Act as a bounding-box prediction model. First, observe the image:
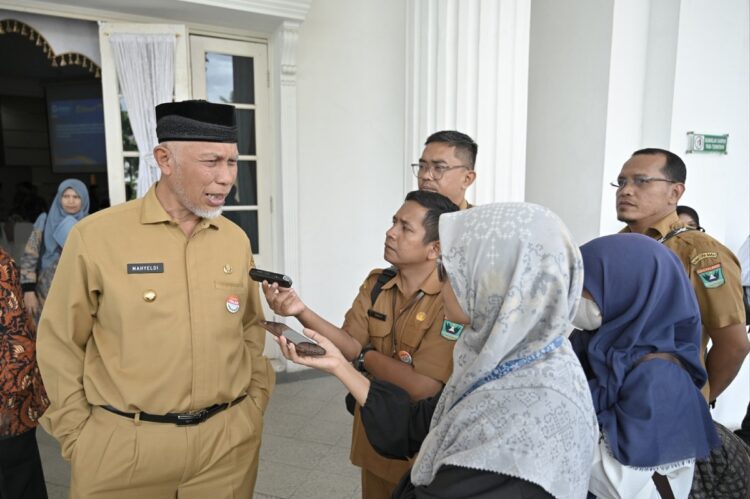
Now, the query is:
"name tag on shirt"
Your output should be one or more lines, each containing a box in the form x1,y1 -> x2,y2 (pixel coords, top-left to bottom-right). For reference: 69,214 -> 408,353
367,309 -> 387,321
127,263 -> 164,274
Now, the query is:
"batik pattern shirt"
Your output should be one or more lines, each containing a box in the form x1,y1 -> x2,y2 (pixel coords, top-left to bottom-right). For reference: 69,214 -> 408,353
0,247 -> 49,438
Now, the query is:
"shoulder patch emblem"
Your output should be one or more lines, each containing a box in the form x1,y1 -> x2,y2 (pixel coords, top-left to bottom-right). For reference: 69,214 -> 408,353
690,252 -> 718,265
441,320 -> 464,341
697,263 -> 725,288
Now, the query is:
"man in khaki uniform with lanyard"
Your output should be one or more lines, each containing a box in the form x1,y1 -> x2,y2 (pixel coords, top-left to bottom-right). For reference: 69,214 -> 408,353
263,191 -> 461,498
614,147 -> 749,402
413,130 -> 478,210
37,100 -> 275,498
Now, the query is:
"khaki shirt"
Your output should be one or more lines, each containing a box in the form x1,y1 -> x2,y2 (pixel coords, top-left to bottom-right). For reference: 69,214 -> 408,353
344,268 -> 456,483
37,185 -> 274,459
622,211 -> 746,398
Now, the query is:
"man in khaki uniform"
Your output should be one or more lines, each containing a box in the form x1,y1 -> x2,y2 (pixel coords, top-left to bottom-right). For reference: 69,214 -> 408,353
263,191 -> 461,498
37,100 -> 275,498
614,148 -> 749,402
413,130 -> 478,210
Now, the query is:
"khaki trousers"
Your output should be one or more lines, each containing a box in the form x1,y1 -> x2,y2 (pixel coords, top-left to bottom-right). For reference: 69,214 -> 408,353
361,468 -> 399,499
69,397 -> 263,499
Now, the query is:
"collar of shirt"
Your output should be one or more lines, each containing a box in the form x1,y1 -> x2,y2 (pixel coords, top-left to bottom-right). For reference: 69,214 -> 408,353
139,183 -> 220,230
620,211 -> 685,239
379,267 -> 442,297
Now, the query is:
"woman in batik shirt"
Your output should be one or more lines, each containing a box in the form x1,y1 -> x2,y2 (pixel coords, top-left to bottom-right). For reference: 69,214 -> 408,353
1,246 -> 50,498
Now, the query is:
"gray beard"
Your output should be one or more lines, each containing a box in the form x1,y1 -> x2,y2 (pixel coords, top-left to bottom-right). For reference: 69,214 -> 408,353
172,176 -> 223,219
190,206 -> 223,219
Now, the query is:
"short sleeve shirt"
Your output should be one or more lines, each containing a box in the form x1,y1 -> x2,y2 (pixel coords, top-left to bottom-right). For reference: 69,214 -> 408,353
342,268 -> 457,482
622,212 -> 746,398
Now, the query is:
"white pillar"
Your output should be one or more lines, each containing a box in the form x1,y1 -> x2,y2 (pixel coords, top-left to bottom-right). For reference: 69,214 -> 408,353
269,20 -> 303,371
405,0 -> 530,204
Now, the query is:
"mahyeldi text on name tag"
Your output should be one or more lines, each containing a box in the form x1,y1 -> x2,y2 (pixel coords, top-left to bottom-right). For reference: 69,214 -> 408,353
127,263 -> 164,274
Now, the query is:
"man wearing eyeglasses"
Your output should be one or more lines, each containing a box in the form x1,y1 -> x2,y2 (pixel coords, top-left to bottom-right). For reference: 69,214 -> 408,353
412,131 -> 477,210
614,147 -> 749,403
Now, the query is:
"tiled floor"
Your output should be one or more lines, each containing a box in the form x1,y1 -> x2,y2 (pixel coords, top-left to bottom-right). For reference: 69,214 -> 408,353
39,369 -> 361,499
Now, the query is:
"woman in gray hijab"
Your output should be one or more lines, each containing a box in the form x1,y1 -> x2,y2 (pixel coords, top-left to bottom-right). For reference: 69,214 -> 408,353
277,203 -> 598,498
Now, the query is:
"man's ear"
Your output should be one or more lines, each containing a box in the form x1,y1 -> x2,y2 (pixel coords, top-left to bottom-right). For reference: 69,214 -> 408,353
669,182 -> 686,205
153,144 -> 174,176
427,240 -> 441,261
462,169 -> 477,190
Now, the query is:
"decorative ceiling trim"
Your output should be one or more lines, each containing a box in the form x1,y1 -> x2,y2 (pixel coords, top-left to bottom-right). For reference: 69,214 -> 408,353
0,17 -> 101,76
180,0 -> 312,21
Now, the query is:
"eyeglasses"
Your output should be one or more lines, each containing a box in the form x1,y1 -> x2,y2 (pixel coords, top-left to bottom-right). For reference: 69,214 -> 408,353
609,176 -> 679,189
436,255 -> 447,282
411,163 -> 468,180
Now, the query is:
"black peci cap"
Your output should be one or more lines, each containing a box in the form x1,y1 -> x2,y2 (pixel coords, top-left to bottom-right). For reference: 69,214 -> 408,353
155,100 -> 237,143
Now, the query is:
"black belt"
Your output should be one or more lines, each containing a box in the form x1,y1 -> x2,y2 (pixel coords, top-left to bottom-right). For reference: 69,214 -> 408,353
101,394 -> 247,426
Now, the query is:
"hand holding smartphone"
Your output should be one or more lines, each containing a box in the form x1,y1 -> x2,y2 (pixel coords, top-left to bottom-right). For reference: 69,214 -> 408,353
259,320 -> 326,356
249,268 -> 293,288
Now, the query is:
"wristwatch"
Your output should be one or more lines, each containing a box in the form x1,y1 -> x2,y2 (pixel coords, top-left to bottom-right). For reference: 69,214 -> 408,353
353,345 -> 375,373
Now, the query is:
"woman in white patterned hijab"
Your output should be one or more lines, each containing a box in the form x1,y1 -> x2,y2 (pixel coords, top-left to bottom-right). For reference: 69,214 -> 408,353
275,202 -> 598,498
410,202 -> 598,498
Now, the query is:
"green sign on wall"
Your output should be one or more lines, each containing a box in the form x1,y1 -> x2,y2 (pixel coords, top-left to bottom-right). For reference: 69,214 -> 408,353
686,132 -> 728,154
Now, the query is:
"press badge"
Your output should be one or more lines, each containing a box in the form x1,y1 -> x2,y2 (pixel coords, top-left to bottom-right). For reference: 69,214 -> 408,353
441,319 -> 464,341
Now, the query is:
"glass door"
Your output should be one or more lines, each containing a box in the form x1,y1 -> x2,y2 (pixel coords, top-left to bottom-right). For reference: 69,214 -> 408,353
190,36 -> 271,266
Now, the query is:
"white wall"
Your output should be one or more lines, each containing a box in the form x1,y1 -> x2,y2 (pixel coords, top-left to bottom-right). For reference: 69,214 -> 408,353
293,0 -> 407,325
525,0 -> 614,245
669,0 -> 750,253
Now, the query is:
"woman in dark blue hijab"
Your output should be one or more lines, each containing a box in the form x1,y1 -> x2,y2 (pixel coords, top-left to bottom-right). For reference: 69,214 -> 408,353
572,233 -> 719,499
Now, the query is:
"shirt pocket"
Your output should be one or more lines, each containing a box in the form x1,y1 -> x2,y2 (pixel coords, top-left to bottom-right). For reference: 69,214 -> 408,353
399,315 -> 433,353
214,279 -> 244,291
366,313 -> 393,354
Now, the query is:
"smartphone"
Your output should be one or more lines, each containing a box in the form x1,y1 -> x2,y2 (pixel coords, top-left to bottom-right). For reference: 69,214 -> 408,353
249,268 -> 293,288
259,320 -> 326,356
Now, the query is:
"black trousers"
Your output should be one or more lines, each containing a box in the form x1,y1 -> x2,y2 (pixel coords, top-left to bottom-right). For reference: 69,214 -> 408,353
0,428 -> 48,499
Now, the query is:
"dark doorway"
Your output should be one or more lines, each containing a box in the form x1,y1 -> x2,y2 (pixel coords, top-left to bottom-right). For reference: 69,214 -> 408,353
0,16 -> 107,260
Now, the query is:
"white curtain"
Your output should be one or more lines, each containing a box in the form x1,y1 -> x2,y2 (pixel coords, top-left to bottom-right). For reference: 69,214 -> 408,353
109,33 -> 175,198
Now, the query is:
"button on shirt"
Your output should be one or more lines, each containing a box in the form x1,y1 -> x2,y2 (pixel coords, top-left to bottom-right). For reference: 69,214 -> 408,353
37,185 -> 274,459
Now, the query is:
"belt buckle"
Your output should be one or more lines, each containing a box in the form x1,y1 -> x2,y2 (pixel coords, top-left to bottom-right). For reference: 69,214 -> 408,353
176,408 -> 208,426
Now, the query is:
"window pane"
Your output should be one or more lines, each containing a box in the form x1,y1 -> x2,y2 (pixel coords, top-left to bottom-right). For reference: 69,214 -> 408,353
226,161 -> 257,207
205,52 -> 255,105
223,210 -> 259,254
124,157 -> 138,200
236,109 -> 256,156
120,96 -> 137,151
